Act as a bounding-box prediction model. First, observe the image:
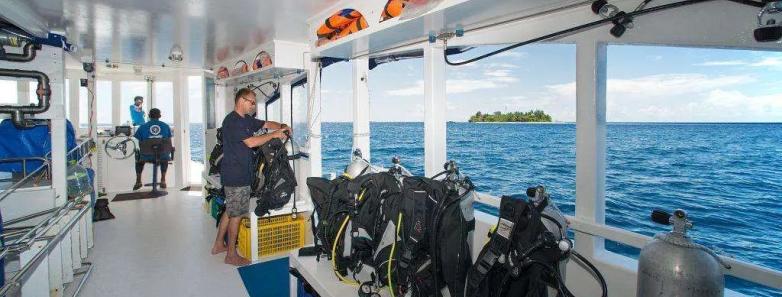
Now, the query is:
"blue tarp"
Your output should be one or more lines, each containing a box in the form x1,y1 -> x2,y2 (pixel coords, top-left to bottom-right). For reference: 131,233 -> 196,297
238,257 -> 290,297
0,119 -> 77,173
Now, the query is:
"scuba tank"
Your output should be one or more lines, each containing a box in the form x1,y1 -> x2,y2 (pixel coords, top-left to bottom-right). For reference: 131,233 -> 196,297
344,149 -> 373,179
637,209 -> 731,297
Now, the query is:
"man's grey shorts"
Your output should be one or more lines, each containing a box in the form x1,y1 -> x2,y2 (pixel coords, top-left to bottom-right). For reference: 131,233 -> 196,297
224,186 -> 251,217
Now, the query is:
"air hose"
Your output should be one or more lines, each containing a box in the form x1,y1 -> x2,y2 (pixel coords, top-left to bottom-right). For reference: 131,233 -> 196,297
388,212 -> 403,297
330,189 -> 367,286
332,215 -> 359,286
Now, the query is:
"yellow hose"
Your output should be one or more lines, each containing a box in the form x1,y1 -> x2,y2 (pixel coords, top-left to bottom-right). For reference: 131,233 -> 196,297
388,212 -> 403,297
332,215 -> 359,286
330,189 -> 367,286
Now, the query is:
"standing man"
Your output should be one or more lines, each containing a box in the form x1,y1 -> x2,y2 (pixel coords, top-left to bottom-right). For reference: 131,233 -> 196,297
130,96 -> 146,126
211,88 -> 291,266
132,108 -> 172,190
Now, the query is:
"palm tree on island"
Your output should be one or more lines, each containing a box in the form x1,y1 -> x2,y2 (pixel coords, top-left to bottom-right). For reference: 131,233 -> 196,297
469,110 -> 552,122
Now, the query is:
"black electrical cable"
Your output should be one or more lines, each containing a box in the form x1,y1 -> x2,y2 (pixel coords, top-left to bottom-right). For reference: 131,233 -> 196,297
568,250 -> 608,297
726,0 -> 765,7
444,0 -> 762,66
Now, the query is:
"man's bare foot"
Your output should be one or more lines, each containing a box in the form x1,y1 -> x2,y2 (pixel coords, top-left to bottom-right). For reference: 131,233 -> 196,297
211,244 -> 227,255
224,255 -> 251,266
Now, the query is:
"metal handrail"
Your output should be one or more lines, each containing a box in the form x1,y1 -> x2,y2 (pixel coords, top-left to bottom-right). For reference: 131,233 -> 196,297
472,192 -> 782,290
0,199 -> 73,261
0,138 -> 95,204
2,206 -> 59,226
0,162 -> 50,204
0,157 -> 49,178
0,202 -> 90,296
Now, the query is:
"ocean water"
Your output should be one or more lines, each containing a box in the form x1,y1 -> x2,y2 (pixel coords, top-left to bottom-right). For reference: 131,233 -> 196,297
320,122 -> 782,297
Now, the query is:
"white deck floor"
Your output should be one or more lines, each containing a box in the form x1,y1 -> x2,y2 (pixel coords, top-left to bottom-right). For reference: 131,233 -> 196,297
78,190 -> 249,297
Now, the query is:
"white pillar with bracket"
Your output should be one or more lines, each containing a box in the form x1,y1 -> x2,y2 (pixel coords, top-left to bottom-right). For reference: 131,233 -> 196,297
172,70 -> 190,188
423,40 -> 447,177
352,57 -> 370,161
574,40 -> 607,257
305,55 -> 322,179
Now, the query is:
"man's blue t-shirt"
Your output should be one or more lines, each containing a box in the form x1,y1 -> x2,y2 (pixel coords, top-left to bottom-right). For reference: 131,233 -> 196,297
134,119 -> 173,160
220,111 -> 265,187
130,105 -> 145,126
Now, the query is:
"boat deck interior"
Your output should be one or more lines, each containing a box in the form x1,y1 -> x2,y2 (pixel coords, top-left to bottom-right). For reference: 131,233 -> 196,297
1,0 -> 781,296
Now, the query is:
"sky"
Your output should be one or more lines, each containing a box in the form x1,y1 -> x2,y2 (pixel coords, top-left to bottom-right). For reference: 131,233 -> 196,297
319,44 -> 782,123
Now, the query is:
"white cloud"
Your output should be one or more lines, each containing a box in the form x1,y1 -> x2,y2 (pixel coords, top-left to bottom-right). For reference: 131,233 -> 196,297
495,51 -> 526,59
695,60 -> 747,66
386,81 -> 423,96
387,67 -> 519,96
486,63 -> 519,69
750,56 -> 782,67
694,56 -> 782,68
541,73 -> 775,122
608,73 -> 753,96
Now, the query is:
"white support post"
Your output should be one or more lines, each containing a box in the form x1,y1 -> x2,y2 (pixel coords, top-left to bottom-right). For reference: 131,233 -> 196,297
68,78 -> 79,127
423,41 -> 447,177
21,241 -> 49,297
48,49 -> 68,207
352,58 -> 371,161
306,57 -> 323,179
147,79 -> 154,112
173,70 -> 190,188
574,41 -> 607,256
45,220 -> 64,296
111,79 -> 121,126
17,80 -> 30,105
281,83 -> 293,126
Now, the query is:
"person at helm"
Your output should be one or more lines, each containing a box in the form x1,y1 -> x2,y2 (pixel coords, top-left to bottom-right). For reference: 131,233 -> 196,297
129,96 -> 146,126
132,108 -> 172,190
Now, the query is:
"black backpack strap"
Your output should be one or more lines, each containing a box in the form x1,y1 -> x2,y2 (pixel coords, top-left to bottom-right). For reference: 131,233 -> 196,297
397,189 -> 428,273
465,196 -> 529,296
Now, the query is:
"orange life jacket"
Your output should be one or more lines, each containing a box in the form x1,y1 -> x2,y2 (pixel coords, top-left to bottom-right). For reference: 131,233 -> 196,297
316,9 -> 368,46
381,0 -> 408,21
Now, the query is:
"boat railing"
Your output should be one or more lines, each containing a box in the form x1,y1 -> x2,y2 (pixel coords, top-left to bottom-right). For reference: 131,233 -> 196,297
471,191 -> 782,292
0,138 -> 95,204
0,200 -> 92,296
0,138 -> 96,297
0,160 -> 50,203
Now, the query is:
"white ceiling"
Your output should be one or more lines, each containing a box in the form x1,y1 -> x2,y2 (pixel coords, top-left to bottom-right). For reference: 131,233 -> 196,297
20,0 -> 340,68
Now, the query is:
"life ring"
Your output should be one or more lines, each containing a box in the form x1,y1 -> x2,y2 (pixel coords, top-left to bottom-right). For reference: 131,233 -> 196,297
253,51 -> 273,70
232,60 -> 249,76
217,66 -> 230,79
316,9 -> 368,46
381,0 -> 408,22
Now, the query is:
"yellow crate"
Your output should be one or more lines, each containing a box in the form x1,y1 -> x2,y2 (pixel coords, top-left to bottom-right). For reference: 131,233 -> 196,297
238,215 -> 306,259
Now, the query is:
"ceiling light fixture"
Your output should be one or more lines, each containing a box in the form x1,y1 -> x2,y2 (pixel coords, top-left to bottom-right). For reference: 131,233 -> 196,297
168,44 -> 183,63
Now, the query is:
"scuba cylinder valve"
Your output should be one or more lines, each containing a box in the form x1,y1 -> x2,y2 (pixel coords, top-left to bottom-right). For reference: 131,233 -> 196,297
637,209 -> 731,297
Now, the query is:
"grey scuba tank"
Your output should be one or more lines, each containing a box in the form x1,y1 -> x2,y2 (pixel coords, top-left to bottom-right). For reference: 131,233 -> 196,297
637,209 -> 731,297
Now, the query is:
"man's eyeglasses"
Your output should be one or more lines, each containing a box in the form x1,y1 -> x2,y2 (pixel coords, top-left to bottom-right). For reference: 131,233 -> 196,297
242,97 -> 256,105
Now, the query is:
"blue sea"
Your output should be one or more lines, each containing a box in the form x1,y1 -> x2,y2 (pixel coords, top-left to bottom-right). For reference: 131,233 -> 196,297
320,122 -> 782,296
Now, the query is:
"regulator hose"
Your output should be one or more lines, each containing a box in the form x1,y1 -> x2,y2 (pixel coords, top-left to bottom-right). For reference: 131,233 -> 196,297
565,250 -> 608,297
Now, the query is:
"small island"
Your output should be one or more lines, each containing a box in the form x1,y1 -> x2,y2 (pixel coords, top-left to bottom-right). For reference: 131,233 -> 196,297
469,110 -> 552,122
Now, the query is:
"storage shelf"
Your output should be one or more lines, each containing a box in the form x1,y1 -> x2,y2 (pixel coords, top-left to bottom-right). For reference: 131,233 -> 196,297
217,66 -> 303,86
314,0 -> 581,59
